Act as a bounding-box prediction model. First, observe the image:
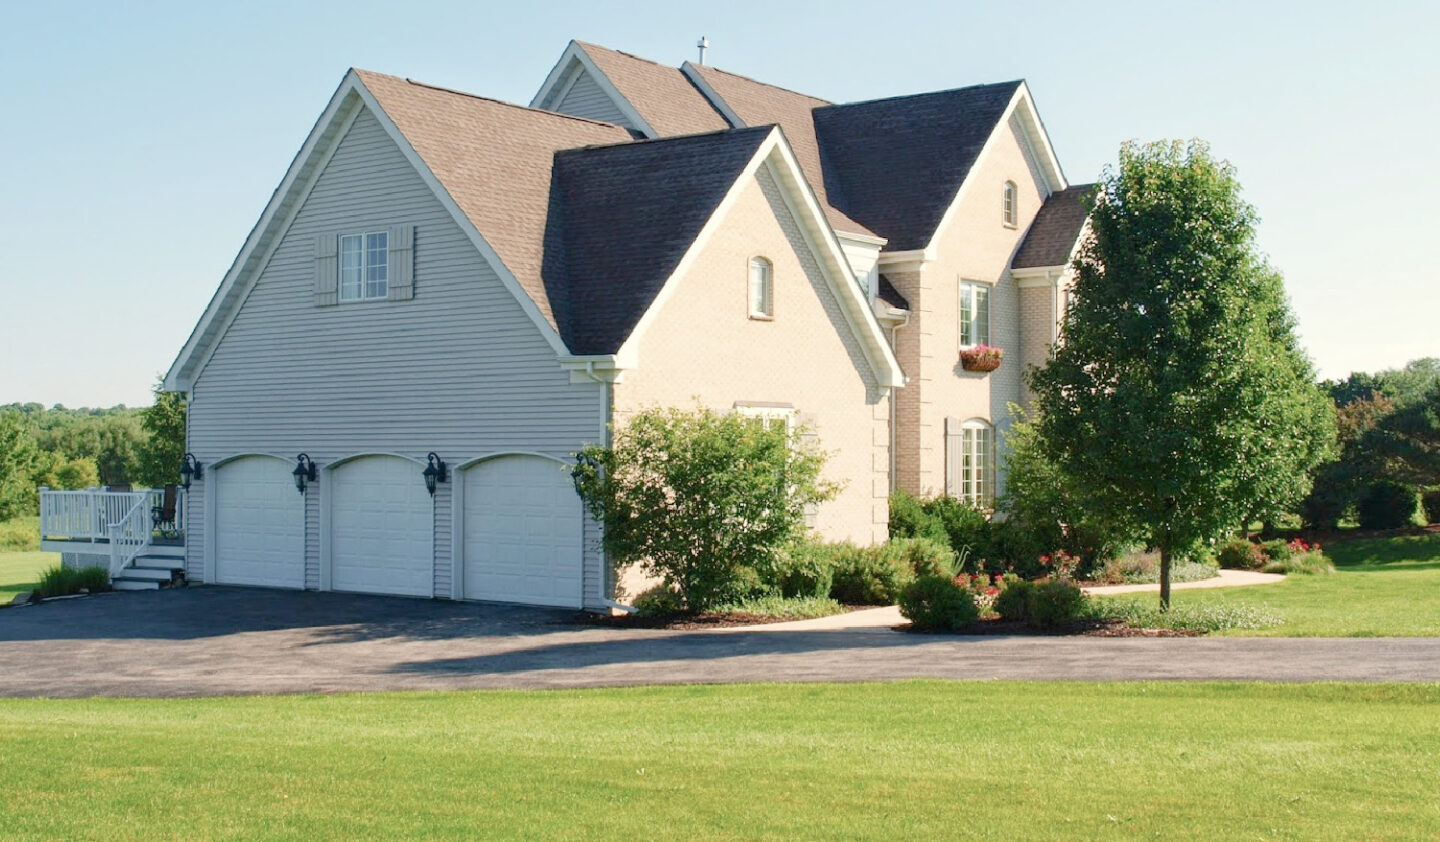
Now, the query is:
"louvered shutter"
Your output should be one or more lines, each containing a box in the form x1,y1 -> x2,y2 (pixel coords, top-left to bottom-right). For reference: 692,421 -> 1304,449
313,233 -> 339,306
387,224 -> 414,301
944,417 -> 963,498
798,413 -> 820,528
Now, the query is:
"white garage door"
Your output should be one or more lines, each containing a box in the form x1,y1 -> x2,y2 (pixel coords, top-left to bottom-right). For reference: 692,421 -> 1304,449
463,455 -> 583,607
213,456 -> 304,589
329,456 -> 434,597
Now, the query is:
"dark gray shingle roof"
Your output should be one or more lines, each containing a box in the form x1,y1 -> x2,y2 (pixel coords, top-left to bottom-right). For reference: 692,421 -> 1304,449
813,81 -> 1022,251
876,274 -> 909,310
546,127 -> 773,354
1012,184 -> 1095,269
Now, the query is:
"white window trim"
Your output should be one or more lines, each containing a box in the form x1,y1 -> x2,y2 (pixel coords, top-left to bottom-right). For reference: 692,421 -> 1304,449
339,230 -> 389,302
736,403 -> 796,433
958,279 -> 992,349
748,256 -> 774,320
958,418 -> 995,507
1002,181 -> 1018,228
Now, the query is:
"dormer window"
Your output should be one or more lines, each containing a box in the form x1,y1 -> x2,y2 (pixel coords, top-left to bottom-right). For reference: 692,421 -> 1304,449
1002,181 -> 1018,228
748,256 -> 773,319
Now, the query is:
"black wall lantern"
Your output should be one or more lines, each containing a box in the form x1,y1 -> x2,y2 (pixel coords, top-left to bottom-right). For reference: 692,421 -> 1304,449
179,453 -> 203,490
422,452 -> 448,496
293,453 -> 317,494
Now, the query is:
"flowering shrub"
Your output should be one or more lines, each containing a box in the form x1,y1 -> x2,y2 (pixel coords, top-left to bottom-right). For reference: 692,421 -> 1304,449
954,573 -> 1004,614
1036,550 -> 1080,581
1260,539 -> 1333,575
899,575 -> 980,631
1218,539 -> 1266,570
959,344 -> 1004,372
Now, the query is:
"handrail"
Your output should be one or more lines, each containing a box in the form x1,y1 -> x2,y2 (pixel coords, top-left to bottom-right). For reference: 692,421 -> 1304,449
39,488 -> 181,542
107,497 -> 153,578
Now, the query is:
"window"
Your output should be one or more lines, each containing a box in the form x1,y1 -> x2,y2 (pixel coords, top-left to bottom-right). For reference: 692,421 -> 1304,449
947,418 -> 995,506
737,403 -> 795,433
340,231 -> 388,301
959,281 -> 990,347
1002,181 -> 1018,227
748,256 -> 773,318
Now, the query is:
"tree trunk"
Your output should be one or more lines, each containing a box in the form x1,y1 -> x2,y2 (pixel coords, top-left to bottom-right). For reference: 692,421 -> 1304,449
1159,542 -> 1172,610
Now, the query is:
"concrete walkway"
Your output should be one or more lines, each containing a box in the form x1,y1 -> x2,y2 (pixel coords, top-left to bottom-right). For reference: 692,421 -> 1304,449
1,586 -> 1437,697
1081,568 -> 1284,596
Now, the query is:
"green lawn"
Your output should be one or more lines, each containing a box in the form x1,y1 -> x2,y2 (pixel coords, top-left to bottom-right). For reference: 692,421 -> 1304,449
0,551 -> 57,603
1098,532 -> 1440,636
0,682 -> 1437,840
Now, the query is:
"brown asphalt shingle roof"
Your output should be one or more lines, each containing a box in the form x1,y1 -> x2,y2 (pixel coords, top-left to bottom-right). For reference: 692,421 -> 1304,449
813,81 -> 1023,251
574,42 -> 732,137
1012,184 -> 1095,269
683,64 -> 878,240
355,69 -> 634,333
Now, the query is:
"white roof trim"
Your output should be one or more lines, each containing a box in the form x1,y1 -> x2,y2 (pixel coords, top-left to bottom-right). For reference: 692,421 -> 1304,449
530,41 -> 658,138
166,70 -> 573,391
679,61 -> 745,128
616,128 -> 905,390
924,83 -> 1068,254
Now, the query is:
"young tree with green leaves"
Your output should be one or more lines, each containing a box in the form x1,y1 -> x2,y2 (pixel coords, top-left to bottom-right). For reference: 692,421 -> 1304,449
572,405 -> 837,611
1029,140 -> 1334,607
136,381 -> 188,488
0,411 -> 39,521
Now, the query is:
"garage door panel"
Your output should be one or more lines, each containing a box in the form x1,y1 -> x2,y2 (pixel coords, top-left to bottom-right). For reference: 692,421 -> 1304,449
214,457 -> 303,589
462,456 -> 583,608
330,456 -> 433,598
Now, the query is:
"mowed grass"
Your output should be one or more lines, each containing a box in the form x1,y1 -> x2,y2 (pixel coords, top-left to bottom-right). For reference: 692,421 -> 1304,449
0,551 -> 57,603
1096,532 -> 1440,636
2,682 -> 1438,841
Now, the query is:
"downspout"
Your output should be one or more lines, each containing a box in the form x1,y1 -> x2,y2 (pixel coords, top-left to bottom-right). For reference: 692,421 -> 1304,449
887,311 -> 911,492
576,360 -> 631,614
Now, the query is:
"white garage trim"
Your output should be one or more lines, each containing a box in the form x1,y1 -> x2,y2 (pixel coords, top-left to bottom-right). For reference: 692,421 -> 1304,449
323,453 -> 435,597
319,452 -> 424,592
454,452 -> 584,608
207,453 -> 305,589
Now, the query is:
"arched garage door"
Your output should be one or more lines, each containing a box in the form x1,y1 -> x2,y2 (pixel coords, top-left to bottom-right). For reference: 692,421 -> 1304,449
329,456 -> 434,597
213,456 -> 304,589
462,455 -> 583,607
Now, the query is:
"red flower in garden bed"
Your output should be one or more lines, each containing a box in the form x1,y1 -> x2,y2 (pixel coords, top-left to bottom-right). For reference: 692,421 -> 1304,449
960,344 -> 1004,372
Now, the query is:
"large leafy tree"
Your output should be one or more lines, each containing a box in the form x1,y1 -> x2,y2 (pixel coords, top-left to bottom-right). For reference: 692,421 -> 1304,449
136,381 -> 188,488
1029,140 -> 1334,607
0,411 -> 39,521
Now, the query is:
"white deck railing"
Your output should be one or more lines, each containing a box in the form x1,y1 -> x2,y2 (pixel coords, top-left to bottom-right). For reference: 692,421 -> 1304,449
38,487 -> 185,543
107,496 -> 153,576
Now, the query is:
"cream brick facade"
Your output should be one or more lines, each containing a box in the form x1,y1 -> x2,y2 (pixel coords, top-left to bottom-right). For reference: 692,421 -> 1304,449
887,118 -> 1053,497
612,166 -> 892,551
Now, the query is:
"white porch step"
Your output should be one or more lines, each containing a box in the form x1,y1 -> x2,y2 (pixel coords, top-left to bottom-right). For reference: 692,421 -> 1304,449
112,579 -> 160,591
143,545 -> 187,559
114,567 -> 178,583
132,555 -> 186,571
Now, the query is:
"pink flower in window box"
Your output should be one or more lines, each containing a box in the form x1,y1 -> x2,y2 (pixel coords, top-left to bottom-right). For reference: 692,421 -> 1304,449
960,344 -> 1004,372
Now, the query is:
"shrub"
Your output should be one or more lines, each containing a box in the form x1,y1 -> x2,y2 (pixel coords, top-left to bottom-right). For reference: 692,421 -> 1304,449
898,575 -> 979,631
1029,579 -> 1088,629
631,585 -> 685,618
879,537 -> 956,579
1085,599 -> 1282,633
1217,539 -> 1264,570
888,490 -> 948,546
830,545 -> 912,605
1258,539 -> 1294,563
1261,552 -> 1334,576
920,496 -> 991,564
954,573 -> 1004,614
774,541 -> 840,599
711,595 -> 846,620
994,578 -> 1035,622
34,564 -> 110,599
1357,481 -> 1420,530
1035,550 -> 1080,581
1423,489 -> 1440,525
572,405 -> 838,611
0,516 -> 40,553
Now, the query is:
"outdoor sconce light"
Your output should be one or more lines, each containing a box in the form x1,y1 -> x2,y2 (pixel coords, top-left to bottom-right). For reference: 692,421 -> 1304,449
293,454 -> 317,494
422,452 -> 448,496
179,453 -> 203,490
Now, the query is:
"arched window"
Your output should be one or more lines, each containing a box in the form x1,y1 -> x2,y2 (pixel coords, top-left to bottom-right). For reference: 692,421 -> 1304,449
748,256 -> 773,318
946,417 -> 995,506
1002,181 -> 1018,227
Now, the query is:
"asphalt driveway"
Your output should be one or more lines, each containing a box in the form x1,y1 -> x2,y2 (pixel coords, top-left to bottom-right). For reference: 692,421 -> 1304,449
2,587 -> 1438,697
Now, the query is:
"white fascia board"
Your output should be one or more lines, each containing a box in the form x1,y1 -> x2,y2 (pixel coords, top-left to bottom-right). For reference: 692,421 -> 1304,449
876,248 -> 932,274
558,354 -> 631,383
924,84 -> 1069,254
617,129 -> 905,389
679,61 -> 745,128
837,229 -> 887,247
164,73 -> 364,392
532,41 -> 657,137
1012,267 -> 1063,288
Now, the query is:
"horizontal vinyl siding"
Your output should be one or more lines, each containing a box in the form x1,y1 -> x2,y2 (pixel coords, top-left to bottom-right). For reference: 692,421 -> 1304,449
187,107 -> 604,602
555,71 -> 630,127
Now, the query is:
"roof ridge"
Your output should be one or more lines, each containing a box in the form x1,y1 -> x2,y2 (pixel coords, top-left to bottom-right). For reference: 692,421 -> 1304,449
557,124 -> 773,156
574,40 -> 673,69
360,70 -> 627,130
693,63 -> 831,106
822,79 -> 1024,111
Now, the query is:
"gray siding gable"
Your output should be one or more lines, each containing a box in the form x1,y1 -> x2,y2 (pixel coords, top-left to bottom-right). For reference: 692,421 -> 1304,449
186,106 -> 606,604
553,68 -> 632,128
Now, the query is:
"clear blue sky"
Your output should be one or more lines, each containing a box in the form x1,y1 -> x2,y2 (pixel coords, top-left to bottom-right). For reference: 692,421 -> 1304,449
2,0 -> 1436,407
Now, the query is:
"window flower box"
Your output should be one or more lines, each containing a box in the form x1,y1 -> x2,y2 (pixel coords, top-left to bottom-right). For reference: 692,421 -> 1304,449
960,344 -> 1004,372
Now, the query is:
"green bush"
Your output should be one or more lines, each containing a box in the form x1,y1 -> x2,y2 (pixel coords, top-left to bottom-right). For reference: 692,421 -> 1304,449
879,537 -> 956,579
773,541 -> 840,599
898,575 -> 979,631
1029,579 -> 1088,629
1085,599 -> 1282,633
1357,481 -> 1420,530
631,586 -> 685,618
1258,539 -> 1294,563
920,496 -> 991,564
830,545 -> 911,605
1261,551 -> 1335,576
711,595 -> 846,620
994,579 -> 1035,622
888,490 -> 949,546
1422,490 -> 1440,525
0,516 -> 40,552
34,564 -> 111,599
1216,540 -> 1263,570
